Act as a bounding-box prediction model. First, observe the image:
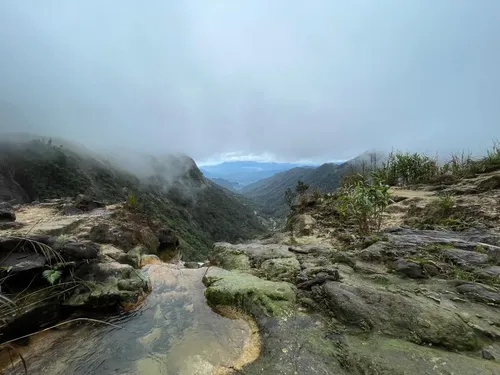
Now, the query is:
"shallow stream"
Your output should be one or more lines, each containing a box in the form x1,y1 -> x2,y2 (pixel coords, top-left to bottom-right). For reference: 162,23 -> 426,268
2,263 -> 257,374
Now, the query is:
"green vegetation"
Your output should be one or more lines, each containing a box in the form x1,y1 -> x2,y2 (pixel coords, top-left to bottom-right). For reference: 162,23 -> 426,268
0,139 -> 266,261
295,180 -> 309,195
42,269 -> 62,285
336,181 -> 391,235
127,191 -> 137,208
371,151 -> 439,186
404,194 -> 471,231
373,141 -> 500,187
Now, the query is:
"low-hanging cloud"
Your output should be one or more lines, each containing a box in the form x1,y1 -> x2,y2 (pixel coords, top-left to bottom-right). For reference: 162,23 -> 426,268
0,0 -> 499,163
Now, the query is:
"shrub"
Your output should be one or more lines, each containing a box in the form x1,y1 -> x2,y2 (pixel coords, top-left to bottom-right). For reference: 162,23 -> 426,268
296,180 -> 309,196
442,151 -> 478,179
340,171 -> 367,188
375,151 -> 439,186
336,181 -> 391,235
127,191 -> 137,208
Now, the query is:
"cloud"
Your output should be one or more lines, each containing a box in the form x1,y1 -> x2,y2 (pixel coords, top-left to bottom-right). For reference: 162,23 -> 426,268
0,0 -> 499,163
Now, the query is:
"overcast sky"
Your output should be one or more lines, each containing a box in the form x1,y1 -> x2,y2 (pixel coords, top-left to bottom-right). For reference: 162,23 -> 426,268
0,1 -> 499,164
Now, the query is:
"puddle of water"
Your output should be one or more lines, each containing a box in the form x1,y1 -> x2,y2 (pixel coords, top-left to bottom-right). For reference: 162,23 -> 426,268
2,264 -> 258,375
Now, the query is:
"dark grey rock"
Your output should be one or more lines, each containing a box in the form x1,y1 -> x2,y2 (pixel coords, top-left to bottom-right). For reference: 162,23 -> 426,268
442,248 -> 489,267
74,194 -> 104,212
482,349 -> 496,360
0,203 -> 15,222
456,283 -> 500,305
320,281 -> 478,351
60,241 -> 100,260
393,258 -> 426,279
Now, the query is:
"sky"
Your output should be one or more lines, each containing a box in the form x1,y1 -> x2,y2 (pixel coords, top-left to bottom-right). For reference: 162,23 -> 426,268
0,1 -> 499,165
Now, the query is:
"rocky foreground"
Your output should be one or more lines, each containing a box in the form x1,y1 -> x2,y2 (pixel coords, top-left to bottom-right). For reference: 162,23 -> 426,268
0,171 -> 499,374
204,170 -> 500,374
0,195 -> 180,343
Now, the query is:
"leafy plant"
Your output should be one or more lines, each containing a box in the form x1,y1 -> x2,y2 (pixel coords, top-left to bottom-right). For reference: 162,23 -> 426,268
336,181 -> 391,235
42,269 -> 62,285
127,191 -> 137,208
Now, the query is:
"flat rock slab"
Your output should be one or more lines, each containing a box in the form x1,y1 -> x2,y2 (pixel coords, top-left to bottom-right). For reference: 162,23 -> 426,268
320,281 -> 479,351
343,335 -> 500,375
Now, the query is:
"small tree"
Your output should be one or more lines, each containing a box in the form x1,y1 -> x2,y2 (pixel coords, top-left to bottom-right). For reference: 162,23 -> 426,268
296,180 -> 309,196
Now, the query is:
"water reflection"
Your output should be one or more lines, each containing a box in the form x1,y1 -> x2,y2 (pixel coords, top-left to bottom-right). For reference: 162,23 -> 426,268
3,264 -> 254,375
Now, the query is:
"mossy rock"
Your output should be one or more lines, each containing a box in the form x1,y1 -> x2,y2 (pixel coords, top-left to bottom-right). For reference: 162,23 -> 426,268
203,267 -> 296,316
209,244 -> 251,271
260,257 -> 300,282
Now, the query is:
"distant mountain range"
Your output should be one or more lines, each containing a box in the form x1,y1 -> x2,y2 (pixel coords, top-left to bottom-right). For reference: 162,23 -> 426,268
240,152 -> 385,218
200,161 -> 319,188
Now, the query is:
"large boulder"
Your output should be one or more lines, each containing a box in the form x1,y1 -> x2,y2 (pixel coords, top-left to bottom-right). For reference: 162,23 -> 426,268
66,261 -> 150,308
212,242 -> 294,269
89,223 -> 159,253
319,282 -> 479,351
209,243 -> 252,271
203,267 -> 296,316
157,227 -> 179,251
260,257 -> 301,282
0,202 -> 15,222
74,194 -> 105,212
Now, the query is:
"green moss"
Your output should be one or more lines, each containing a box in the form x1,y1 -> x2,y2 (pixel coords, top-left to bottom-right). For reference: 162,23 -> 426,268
203,268 -> 296,317
475,244 -> 487,254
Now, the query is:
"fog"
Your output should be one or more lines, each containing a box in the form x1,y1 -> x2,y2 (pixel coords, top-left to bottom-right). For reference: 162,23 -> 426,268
0,1 -> 499,163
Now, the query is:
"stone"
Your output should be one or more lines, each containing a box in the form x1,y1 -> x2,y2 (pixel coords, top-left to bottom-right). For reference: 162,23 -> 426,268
0,202 -> 15,222
341,336 -> 500,375
183,261 -> 200,269
442,248 -> 490,267
209,243 -> 251,271
320,282 -> 479,351
292,214 -> 316,236
0,221 -> 24,230
456,283 -> 500,305
475,266 -> 500,279
260,257 -> 300,282
66,261 -> 150,308
482,349 -> 496,360
74,194 -> 104,211
392,258 -> 426,279
212,242 -> 294,269
100,244 -> 140,268
60,241 -> 100,261
203,267 -> 296,316
157,227 -> 179,250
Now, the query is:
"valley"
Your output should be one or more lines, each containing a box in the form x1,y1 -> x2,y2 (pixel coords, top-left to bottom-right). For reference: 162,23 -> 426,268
1,138 -> 500,375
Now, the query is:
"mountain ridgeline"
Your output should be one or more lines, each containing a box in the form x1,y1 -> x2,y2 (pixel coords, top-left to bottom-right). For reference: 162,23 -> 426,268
240,152 -> 384,218
0,137 -> 266,260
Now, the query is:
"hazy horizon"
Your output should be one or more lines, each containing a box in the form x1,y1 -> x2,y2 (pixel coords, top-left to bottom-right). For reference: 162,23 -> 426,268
1,1 -> 499,164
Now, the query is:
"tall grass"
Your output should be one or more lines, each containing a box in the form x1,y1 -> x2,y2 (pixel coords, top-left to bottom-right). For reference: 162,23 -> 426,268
372,141 -> 500,187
